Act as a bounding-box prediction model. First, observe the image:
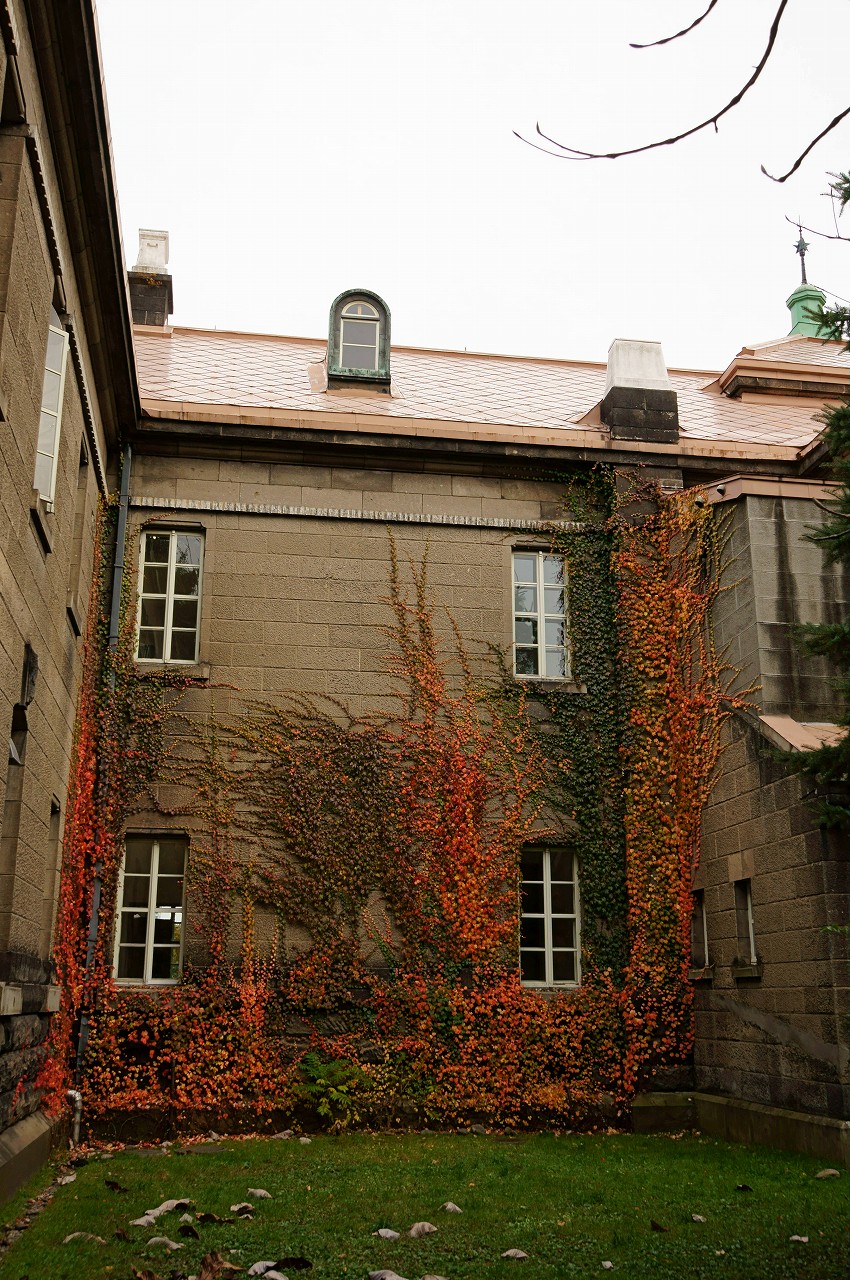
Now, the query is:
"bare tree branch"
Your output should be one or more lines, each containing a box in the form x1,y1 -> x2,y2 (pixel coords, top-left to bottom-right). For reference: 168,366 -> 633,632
630,0 -> 720,49
761,106 -> 850,182
783,213 -> 850,244
516,0 -> 788,162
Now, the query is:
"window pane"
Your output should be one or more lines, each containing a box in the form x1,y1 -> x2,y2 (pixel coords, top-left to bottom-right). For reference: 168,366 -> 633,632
140,598 -> 166,628
520,950 -> 545,983
551,917 -> 576,949
341,319 -> 378,345
153,911 -> 182,943
120,913 -> 148,944
33,452 -> 53,496
151,947 -> 181,980
521,882 -> 544,914
514,586 -> 537,613
175,534 -> 202,566
142,565 -> 168,595
341,343 -> 378,370
545,620 -> 565,646
521,848 -> 544,879
515,648 -> 538,676
158,841 -> 187,875
122,875 -> 150,908
117,947 -> 145,980
137,629 -> 164,660
144,534 -> 171,563
520,917 -> 544,949
542,557 -> 565,585
551,882 -> 575,915
124,839 -> 153,874
544,587 -> 565,614
173,566 -> 199,596
46,328 -> 66,371
41,368 -> 63,414
172,599 -> 198,629
156,877 -> 184,907
549,850 -> 573,882
552,950 -> 577,983
168,630 -> 197,662
545,647 -> 567,678
342,301 -> 378,318
514,618 -> 537,645
37,410 -> 59,454
513,555 -> 537,583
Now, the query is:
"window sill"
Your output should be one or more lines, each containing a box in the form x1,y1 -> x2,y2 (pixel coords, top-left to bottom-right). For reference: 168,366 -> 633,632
514,677 -> 587,694
521,983 -> 581,998
113,980 -> 181,990
30,491 -> 54,554
135,660 -> 210,682
66,591 -> 82,637
731,959 -> 763,981
688,964 -> 715,983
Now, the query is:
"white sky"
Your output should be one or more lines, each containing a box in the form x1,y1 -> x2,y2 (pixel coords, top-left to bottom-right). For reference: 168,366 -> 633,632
96,0 -> 850,372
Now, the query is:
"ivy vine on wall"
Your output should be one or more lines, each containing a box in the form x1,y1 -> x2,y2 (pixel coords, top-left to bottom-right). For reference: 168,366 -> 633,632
40,476 -> 746,1134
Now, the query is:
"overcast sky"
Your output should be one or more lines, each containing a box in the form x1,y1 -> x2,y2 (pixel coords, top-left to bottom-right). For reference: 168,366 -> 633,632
96,0 -> 850,372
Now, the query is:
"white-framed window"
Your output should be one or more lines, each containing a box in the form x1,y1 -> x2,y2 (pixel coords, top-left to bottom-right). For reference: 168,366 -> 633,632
513,550 -> 569,679
520,846 -> 580,986
136,529 -> 203,662
33,309 -> 69,506
114,835 -> 186,984
734,879 -> 757,966
339,299 -> 379,370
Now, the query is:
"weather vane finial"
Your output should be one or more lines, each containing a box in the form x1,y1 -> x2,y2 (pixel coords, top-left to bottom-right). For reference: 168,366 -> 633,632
794,221 -> 809,284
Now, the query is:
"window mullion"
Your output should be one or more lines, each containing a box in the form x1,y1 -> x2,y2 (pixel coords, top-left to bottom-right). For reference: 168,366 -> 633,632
144,840 -> 159,983
164,537 -> 176,661
536,552 -> 544,675
543,849 -> 553,986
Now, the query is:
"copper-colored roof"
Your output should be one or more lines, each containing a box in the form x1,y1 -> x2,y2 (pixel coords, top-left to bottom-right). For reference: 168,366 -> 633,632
744,334 -> 849,367
133,326 -> 847,453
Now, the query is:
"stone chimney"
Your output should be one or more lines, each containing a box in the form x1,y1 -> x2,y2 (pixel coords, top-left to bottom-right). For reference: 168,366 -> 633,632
128,229 -> 173,326
600,339 -> 679,443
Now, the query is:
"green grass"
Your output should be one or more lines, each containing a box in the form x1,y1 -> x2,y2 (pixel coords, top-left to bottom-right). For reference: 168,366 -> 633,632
0,1132 -> 846,1279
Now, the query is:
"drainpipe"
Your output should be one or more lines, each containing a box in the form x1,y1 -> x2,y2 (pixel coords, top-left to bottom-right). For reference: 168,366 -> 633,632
74,443 -> 132,1086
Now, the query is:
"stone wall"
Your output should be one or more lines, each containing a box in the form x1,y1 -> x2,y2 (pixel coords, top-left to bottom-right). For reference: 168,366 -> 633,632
694,713 -> 848,1119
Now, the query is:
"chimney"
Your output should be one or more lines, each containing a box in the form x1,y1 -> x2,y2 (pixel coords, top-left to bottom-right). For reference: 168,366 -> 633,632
600,339 -> 679,443
128,229 -> 173,326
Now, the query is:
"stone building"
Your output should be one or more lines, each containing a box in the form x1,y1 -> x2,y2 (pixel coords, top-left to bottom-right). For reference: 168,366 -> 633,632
0,0 -> 136,1194
0,0 -> 846,1198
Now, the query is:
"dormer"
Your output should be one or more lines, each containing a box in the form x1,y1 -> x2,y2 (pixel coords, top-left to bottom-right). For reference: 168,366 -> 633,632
327,289 -> 391,391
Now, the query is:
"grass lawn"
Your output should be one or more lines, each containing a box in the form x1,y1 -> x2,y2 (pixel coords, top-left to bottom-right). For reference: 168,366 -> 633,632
0,1132 -> 846,1280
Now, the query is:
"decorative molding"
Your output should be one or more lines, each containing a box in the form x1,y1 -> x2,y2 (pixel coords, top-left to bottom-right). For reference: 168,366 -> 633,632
129,494 -> 588,533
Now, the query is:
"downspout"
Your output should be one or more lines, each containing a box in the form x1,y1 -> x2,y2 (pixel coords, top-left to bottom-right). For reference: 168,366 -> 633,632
74,442 -> 132,1087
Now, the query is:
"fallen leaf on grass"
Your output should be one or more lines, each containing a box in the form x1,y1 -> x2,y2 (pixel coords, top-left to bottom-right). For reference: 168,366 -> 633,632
63,1231 -> 106,1244
408,1222 -> 437,1238
440,1202 -> 462,1213
263,1273 -> 288,1280
602,1265 -> 614,1273
115,1227 -> 131,1241
368,1271 -> 409,1280
247,1264 -> 279,1276
276,1258 -> 312,1271
789,1235 -> 809,1243
132,1269 -> 163,1280
56,1174 -> 77,1186
132,1214 -> 159,1227
248,1188 -> 272,1199
106,1179 -> 129,1193
421,1275 -> 450,1280
501,1249 -> 529,1259
147,1199 -> 193,1219
650,1220 -> 668,1233
691,1215 -> 707,1223
298,1136 -> 312,1145
230,1203 -> 255,1217
735,1184 -> 752,1193
199,1211 -> 235,1224
179,1223 -> 201,1239
197,1252 -> 243,1279
372,1228 -> 401,1240
815,1168 -> 840,1179
272,1130 -> 293,1140
148,1236 -> 184,1251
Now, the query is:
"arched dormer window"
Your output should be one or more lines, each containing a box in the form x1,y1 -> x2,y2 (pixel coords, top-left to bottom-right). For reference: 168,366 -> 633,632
327,289 -> 391,391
